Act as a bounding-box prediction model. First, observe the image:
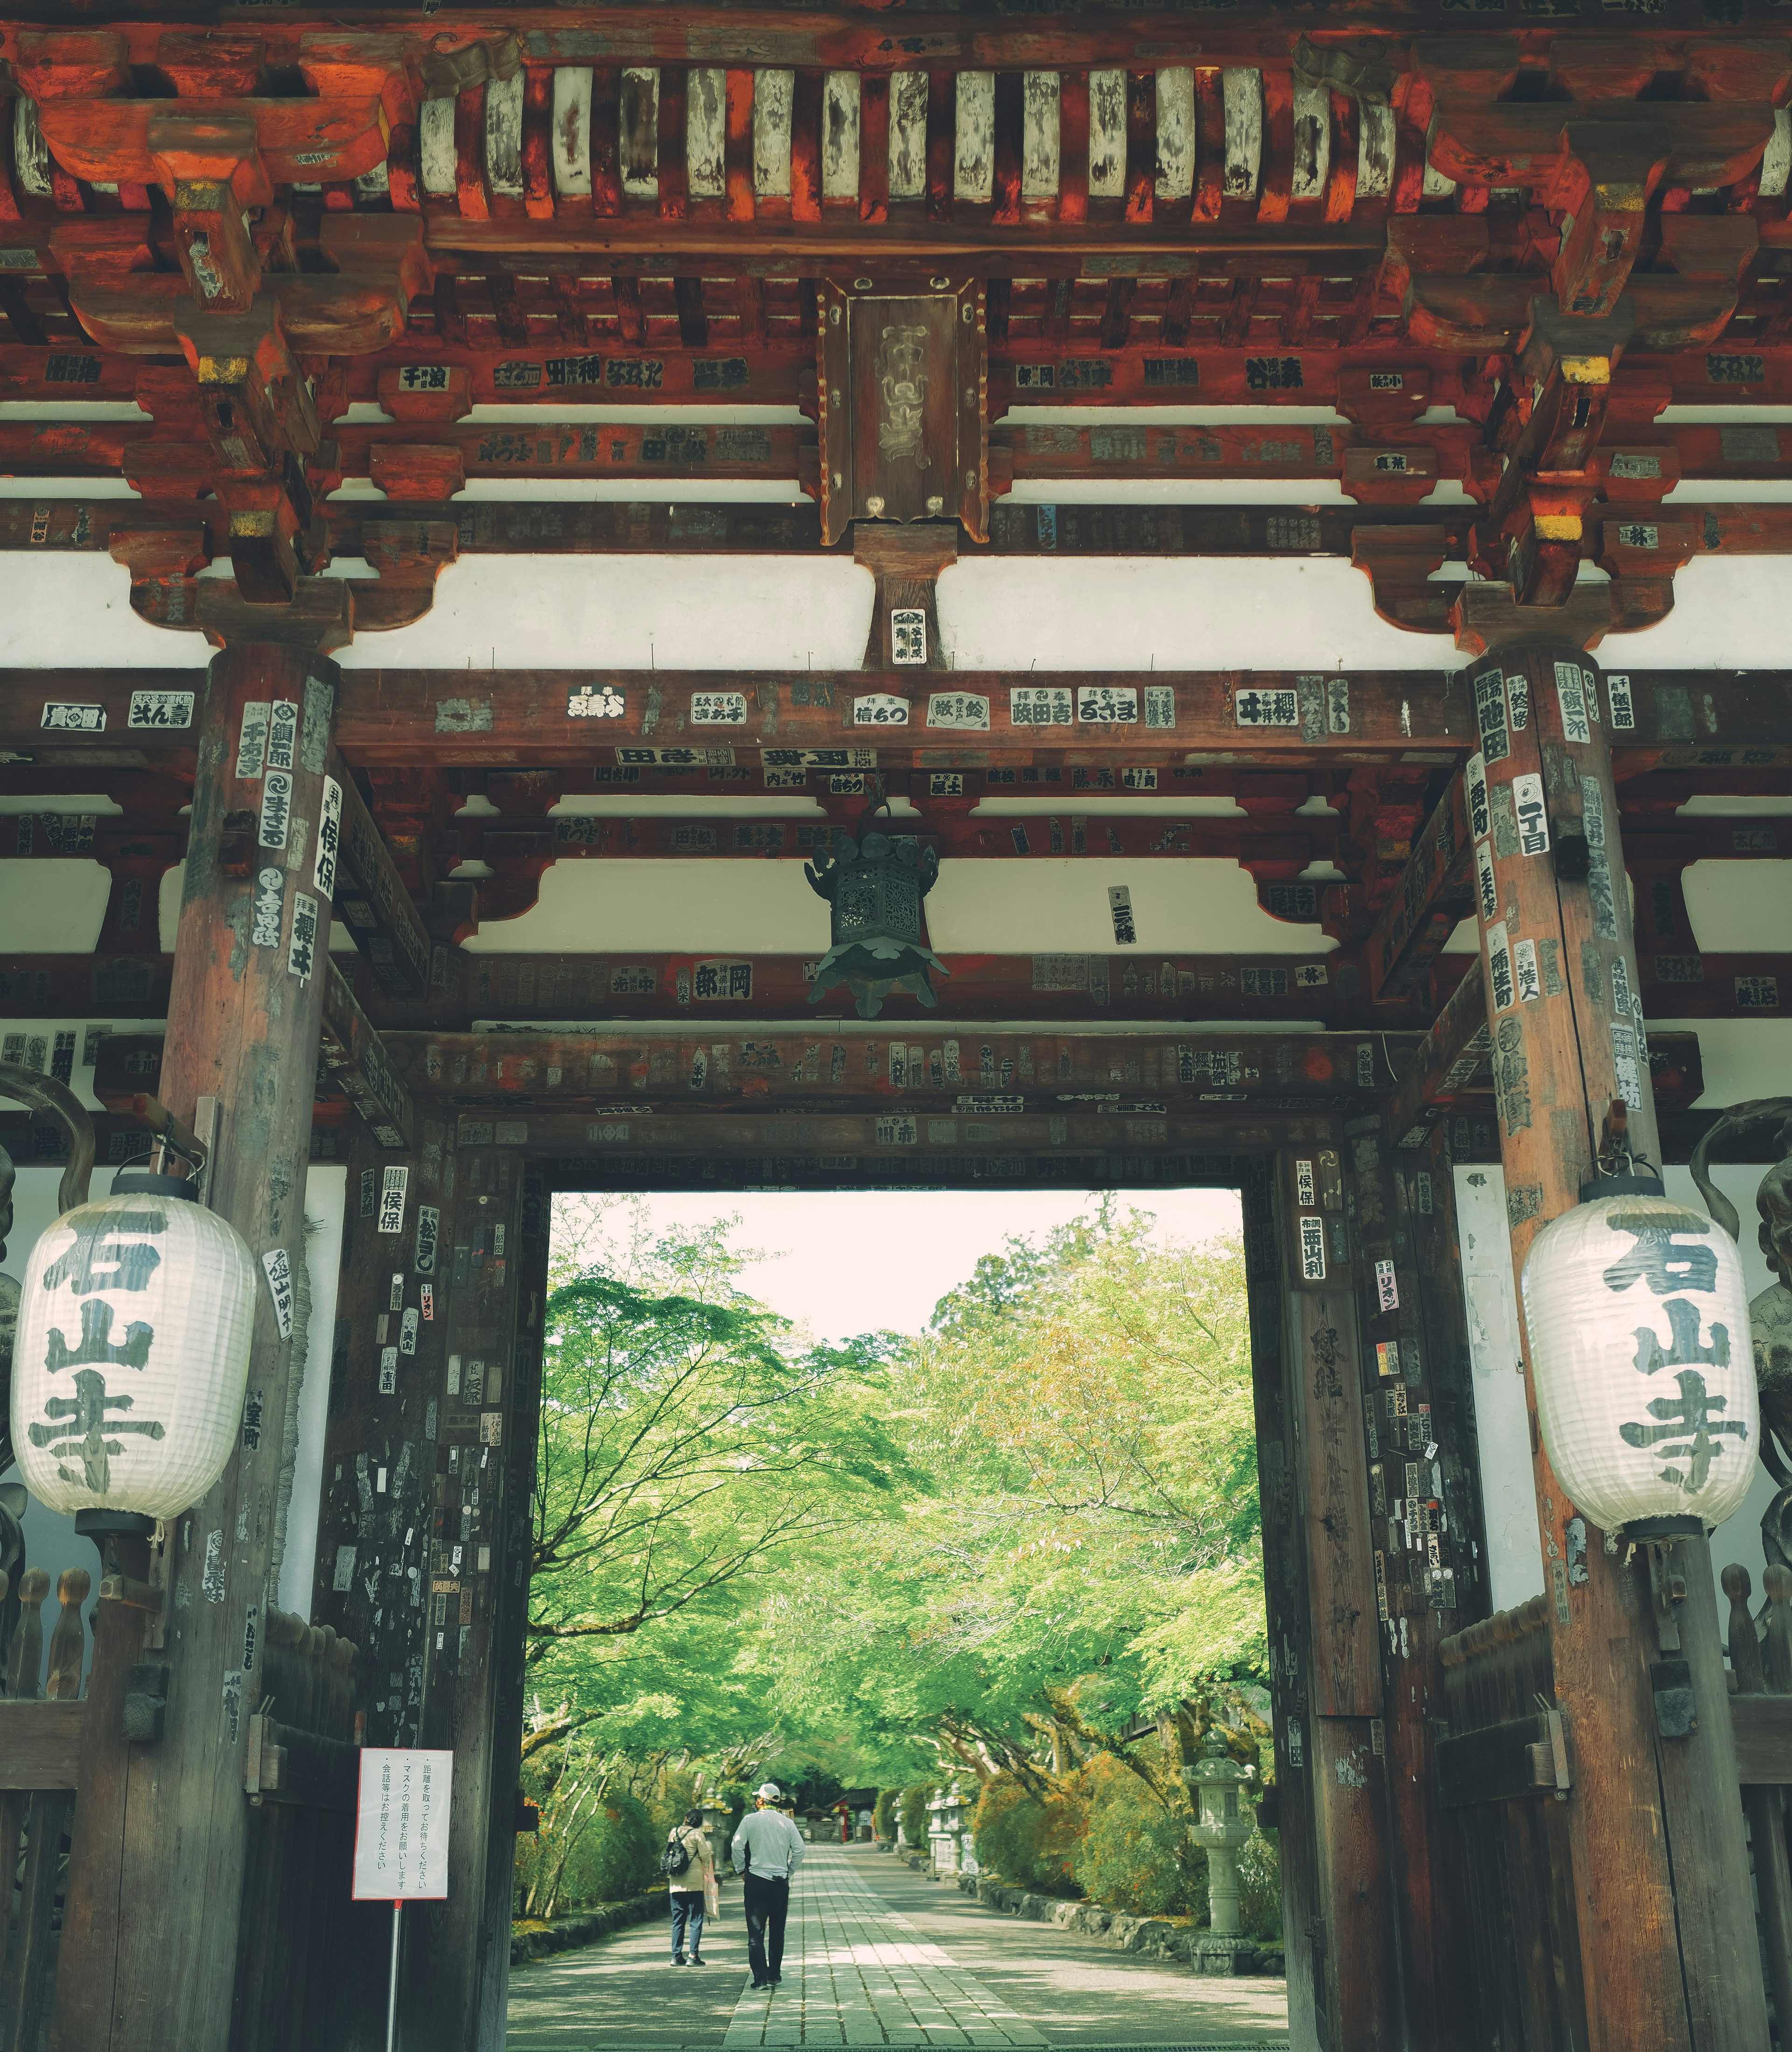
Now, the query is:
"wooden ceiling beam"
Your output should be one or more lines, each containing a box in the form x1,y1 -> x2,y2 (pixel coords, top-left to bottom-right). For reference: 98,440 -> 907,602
3,945 -> 1781,1031
385,1023 -> 1412,1107
9,666 -> 1789,772
14,343 -> 1792,418
14,413 -> 1792,505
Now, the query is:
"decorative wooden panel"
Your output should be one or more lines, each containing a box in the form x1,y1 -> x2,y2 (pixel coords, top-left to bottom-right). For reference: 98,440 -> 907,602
817,274 -> 987,544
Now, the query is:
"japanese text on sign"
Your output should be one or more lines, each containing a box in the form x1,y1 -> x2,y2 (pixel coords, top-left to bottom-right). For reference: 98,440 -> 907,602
252,868 -> 284,949
235,703 -> 270,779
1010,686 -> 1073,727
890,609 -> 927,665
1465,753 -> 1490,841
258,772 -> 292,852
1475,839 -> 1498,925
927,693 -> 990,731
266,700 -> 299,774
1234,689 -> 1298,728
1295,1159 -> 1316,1207
1374,1259 -> 1399,1312
262,1248 -> 295,1340
352,1749 -> 454,1900
1473,669 -> 1509,765
1512,773 -> 1550,856
690,691 -> 748,726
129,690 -> 193,730
1554,661 -> 1594,745
854,694 -> 910,726
693,960 -> 753,1000
1078,685 -> 1138,724
1486,920 -> 1516,1011
1299,1215 -> 1327,1281
415,1206 -> 439,1276
287,893 -> 318,984
314,778 -> 342,898
378,1166 -> 409,1236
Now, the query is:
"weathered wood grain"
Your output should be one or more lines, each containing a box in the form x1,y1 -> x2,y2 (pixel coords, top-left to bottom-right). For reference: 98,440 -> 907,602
1468,620 -> 1758,2052
50,645 -> 340,2052
0,1698 -> 83,1787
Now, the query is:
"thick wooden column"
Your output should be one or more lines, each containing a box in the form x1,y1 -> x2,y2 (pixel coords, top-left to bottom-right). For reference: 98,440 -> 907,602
1461,599 -> 1768,2052
1342,1114 -> 1495,2050
403,1130 -> 549,2047
53,646 -> 339,2052
1243,1151 -> 1397,2051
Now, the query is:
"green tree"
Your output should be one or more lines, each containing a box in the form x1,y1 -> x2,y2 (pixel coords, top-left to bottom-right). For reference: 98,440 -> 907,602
527,1211 -> 908,1678
747,1210 -> 1265,1778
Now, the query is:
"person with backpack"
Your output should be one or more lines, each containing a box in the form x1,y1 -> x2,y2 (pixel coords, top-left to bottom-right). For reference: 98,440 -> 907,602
730,1782 -> 805,1991
662,1807 -> 716,1966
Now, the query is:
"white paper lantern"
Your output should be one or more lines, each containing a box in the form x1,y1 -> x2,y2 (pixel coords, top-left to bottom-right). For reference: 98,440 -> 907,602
9,1171 -> 259,1523
1520,1185 -> 1758,1536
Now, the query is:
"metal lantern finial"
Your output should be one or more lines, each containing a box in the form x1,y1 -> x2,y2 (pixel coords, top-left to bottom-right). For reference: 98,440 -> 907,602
804,802 -> 948,1020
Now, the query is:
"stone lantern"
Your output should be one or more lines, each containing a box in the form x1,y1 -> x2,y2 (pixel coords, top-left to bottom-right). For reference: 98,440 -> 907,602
926,1787 -> 960,1874
1188,1731 -> 1256,1962
700,1798 -> 730,1878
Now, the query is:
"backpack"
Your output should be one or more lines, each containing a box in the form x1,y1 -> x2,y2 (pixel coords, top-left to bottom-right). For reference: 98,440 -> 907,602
660,1831 -> 693,1879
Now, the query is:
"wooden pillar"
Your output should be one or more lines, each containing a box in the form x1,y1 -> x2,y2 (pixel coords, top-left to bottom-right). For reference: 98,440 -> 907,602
1243,1151 -> 1397,2050
402,1130 -> 549,2047
1460,596 -> 1768,2052
1341,1114 -> 1495,2050
53,645 -> 339,2052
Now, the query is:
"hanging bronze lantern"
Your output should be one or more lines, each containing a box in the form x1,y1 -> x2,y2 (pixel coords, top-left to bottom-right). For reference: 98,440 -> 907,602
804,803 -> 948,1020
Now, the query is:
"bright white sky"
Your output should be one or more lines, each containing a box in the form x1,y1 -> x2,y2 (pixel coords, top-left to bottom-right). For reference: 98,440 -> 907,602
566,1187 -> 1244,1343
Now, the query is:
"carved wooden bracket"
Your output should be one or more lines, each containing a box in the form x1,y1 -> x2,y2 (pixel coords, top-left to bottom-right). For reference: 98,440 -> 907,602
1450,580 -> 1613,657
852,523 -> 959,671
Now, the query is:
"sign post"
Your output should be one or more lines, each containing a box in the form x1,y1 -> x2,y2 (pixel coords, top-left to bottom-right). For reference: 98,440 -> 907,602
353,1747 -> 454,2052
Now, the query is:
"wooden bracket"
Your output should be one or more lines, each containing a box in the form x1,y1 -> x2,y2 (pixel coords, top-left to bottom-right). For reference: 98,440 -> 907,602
852,521 -> 958,670
1450,580 -> 1613,656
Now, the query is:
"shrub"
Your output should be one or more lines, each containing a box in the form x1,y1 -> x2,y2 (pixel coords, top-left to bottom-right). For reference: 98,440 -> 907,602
1236,1824 -> 1281,1941
872,1789 -> 896,1839
899,1783 -> 932,1848
971,1776 -> 1083,1898
516,1787 -> 660,1919
1070,1754 -> 1200,1919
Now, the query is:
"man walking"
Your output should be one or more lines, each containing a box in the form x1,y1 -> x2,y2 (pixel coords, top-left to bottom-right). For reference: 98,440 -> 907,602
731,1781 -> 805,1991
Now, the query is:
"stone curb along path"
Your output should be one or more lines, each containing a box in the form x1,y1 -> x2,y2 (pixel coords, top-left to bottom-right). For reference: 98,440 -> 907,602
511,1890 -> 668,1967
882,1850 -> 1284,1980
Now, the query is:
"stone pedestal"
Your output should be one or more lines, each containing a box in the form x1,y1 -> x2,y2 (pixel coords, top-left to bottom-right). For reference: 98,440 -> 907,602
1188,1935 -> 1260,1977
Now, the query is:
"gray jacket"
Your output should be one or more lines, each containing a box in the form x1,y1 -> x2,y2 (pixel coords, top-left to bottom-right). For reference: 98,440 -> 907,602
731,1808 -> 805,1881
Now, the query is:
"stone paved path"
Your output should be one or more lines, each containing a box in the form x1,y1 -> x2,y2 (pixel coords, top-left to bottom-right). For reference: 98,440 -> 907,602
505,1843 -> 1288,2052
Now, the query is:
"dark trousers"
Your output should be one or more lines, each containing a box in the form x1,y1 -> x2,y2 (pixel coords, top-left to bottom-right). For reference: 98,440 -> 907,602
670,1891 -> 705,1960
742,1872 -> 790,1983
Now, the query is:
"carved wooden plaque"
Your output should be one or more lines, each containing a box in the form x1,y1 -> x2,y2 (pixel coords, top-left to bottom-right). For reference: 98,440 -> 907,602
816,275 -> 987,547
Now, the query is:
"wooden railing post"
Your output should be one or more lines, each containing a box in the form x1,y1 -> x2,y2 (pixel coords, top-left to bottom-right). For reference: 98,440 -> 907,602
1724,1563 -> 1792,2033
1459,590 -> 1769,2052
1,1559 -> 90,2052
50,644 -> 340,2052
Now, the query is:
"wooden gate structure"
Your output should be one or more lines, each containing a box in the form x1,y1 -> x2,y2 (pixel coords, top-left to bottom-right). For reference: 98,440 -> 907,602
2,1 -> 1792,2046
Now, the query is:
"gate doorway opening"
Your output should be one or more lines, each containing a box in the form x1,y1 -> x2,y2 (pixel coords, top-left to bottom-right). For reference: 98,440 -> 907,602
506,1181 -> 1287,2050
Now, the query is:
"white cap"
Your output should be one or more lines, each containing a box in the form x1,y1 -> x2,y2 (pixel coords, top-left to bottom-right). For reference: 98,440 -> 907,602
756,1782 -> 782,1800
